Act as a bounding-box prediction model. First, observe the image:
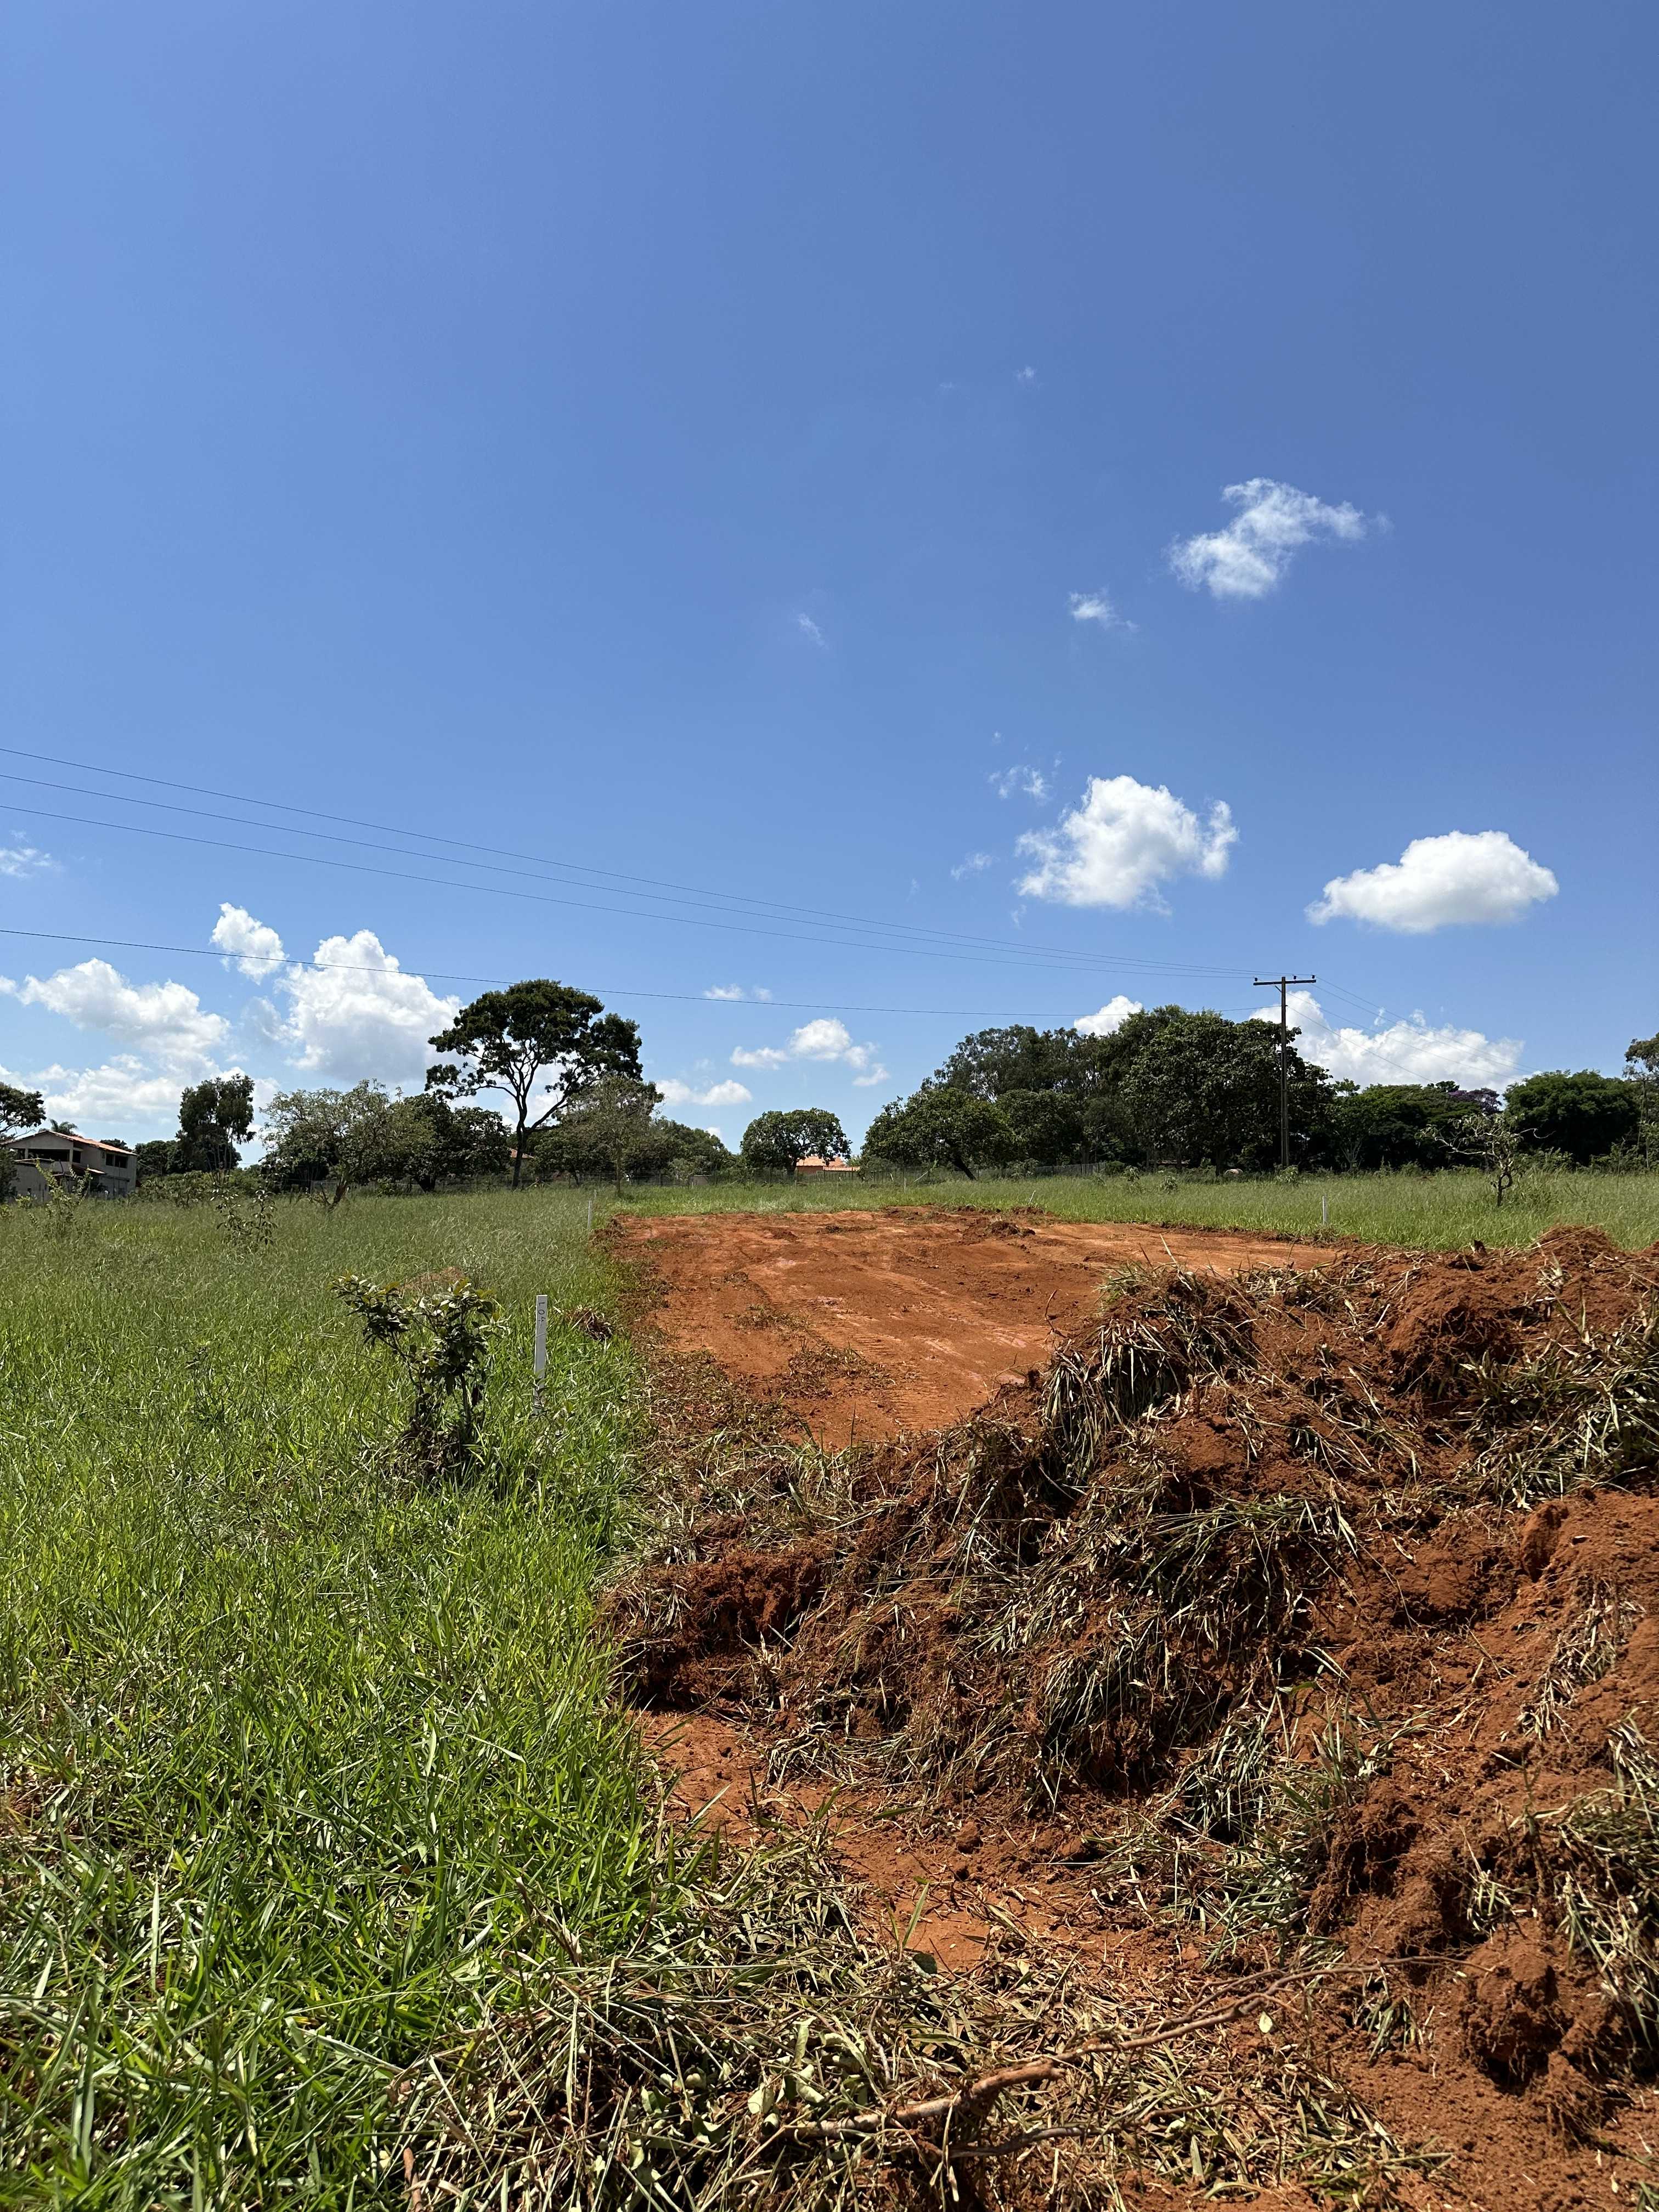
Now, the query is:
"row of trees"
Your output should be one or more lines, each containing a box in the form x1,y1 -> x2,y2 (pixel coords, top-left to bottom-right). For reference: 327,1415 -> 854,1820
859,1012 -> 1658,1177
129,984 -> 749,1194
15,975 -> 1657,1195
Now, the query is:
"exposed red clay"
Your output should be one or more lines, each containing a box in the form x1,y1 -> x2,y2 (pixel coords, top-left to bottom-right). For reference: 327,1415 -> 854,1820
613,1217 -> 1659,2212
611,1205 -> 1338,1446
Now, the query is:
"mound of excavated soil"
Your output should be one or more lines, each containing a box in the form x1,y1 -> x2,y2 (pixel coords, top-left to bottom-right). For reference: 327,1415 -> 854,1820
610,1206 -> 1338,1446
611,1223 -> 1659,2211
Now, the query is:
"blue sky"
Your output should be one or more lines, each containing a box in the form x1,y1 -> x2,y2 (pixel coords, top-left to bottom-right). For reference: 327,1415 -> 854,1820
3,2 -> 1655,1145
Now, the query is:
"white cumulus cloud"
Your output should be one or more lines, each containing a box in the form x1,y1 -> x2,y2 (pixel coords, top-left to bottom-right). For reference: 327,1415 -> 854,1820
951,851 -> 994,880
1262,991 -> 1522,1088
1017,775 -> 1236,910
704,984 -> 772,1001
1068,589 -> 1132,631
731,1016 -> 888,1087
656,1077 -> 753,1109
4,1055 -> 195,1132
252,924 -> 460,1085
1307,831 -> 1559,934
2,958 -> 229,1074
212,902 -> 287,975
1074,995 -> 1144,1037
1169,477 -> 1374,601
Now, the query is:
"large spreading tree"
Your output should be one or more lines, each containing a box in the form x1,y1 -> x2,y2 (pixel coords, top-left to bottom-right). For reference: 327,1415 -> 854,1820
738,1108 -> 850,1174
877,1006 -> 1336,1173
861,1087 -> 1016,1179
537,1077 -> 665,1191
1116,1008 -> 1332,1169
427,981 -> 642,1187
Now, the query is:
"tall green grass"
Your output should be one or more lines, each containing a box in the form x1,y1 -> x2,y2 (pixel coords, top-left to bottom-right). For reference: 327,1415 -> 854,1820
2,1167 -> 1652,2200
0,1192 -> 654,2205
621,1166 -> 1659,1250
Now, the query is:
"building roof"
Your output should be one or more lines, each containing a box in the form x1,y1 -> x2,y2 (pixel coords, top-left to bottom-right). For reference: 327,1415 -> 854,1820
16,1130 -> 134,1159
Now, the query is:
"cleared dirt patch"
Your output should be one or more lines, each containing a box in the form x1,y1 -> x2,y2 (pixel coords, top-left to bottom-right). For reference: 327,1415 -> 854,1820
608,1222 -> 1659,2209
611,1206 -> 1338,1445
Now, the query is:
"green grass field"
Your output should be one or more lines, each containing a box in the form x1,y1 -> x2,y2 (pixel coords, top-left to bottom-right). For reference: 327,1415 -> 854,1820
2,1167 -> 1655,2201
625,1164 -> 1659,1250
0,1190 -> 658,2205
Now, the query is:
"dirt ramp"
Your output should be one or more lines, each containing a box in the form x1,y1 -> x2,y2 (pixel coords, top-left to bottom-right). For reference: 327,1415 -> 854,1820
611,1206 -> 1337,1444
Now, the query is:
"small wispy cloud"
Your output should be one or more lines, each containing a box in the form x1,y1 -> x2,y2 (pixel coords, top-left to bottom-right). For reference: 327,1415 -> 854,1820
656,1076 -> 753,1109
1015,365 -> 1036,385
990,765 -> 1048,802
0,839 -> 56,879
731,1016 -> 886,1087
704,984 -> 772,1002
795,612 -> 828,650
951,852 -> 995,881
1169,478 -> 1376,601
1068,588 -> 1133,632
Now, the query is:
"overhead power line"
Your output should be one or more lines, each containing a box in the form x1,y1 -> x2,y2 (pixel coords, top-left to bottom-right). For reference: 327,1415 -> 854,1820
0,924 -> 1154,1022
11,799 -> 1270,985
0,924 -> 1492,1091
0,748 -> 1254,983
0,750 -> 1510,1093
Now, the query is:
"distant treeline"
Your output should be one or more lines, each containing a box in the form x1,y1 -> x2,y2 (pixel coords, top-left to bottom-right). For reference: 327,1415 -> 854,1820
860,1010 -> 1659,1177
42,983 -> 1658,1199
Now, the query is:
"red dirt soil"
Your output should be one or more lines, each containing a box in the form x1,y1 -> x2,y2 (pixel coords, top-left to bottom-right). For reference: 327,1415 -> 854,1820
611,1206 -> 1338,1446
610,1217 -> 1659,2211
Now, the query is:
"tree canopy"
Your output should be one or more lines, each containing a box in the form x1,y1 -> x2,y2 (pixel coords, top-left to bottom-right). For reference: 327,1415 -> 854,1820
1504,1070 -> 1641,1165
174,1075 -> 256,1172
893,1008 -> 1333,1171
738,1108 -> 850,1173
862,1087 -> 1017,1178
427,981 -> 643,1186
0,1082 -> 45,1199
133,1139 -> 178,1185
1328,1081 -> 1497,1171
0,1083 -> 44,1146
260,1084 -> 511,1192
535,1077 -> 663,1190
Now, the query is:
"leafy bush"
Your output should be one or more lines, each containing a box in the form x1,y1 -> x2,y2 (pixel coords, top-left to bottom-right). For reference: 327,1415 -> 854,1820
335,1271 -> 504,1476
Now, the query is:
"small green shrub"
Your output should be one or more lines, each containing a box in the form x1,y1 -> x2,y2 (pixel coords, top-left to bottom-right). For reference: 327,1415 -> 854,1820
335,1271 -> 503,1476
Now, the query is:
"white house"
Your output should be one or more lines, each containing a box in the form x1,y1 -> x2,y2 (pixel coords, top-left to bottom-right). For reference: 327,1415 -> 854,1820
10,1130 -> 137,1199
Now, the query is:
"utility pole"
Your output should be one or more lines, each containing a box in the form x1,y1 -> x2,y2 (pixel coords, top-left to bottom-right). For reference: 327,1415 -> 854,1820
1254,974 -> 1317,1170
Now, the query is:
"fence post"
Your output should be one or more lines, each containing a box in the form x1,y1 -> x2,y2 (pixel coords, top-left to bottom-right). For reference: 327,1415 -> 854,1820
533,1293 -> 548,1418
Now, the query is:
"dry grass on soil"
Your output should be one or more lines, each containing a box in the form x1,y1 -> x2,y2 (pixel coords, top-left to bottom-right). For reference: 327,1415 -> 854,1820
552,1215 -> 1659,2212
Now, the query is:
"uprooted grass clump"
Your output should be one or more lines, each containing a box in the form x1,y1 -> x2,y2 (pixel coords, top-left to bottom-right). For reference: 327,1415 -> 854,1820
612,1229 -> 1657,1797
395,1827 -> 1427,2210
609,1226 -> 1659,2145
